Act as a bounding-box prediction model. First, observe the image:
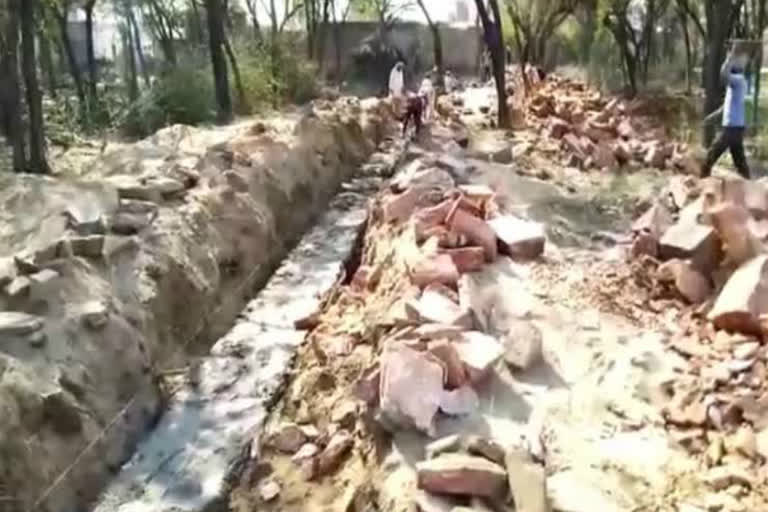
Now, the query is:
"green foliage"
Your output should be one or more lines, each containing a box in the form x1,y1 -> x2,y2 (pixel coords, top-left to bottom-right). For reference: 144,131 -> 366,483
121,66 -> 216,137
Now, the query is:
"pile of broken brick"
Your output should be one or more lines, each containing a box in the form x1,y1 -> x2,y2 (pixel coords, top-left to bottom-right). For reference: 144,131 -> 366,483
631,174 -> 768,505
351,159 -> 549,508
526,76 -> 699,173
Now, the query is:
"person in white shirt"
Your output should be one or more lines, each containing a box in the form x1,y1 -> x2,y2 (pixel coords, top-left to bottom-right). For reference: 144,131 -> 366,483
418,74 -> 435,122
444,70 -> 457,93
388,61 -> 405,118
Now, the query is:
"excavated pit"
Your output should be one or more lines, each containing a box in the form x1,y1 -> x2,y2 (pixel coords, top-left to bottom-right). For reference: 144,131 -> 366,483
0,97 -> 398,512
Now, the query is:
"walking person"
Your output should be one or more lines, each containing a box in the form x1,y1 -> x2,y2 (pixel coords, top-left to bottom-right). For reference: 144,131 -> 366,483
702,44 -> 751,179
389,61 -> 406,118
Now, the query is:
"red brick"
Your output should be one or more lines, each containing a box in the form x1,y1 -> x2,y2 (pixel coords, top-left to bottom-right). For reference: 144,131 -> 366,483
448,209 -> 498,262
428,341 -> 469,389
440,247 -> 486,273
380,346 -> 445,435
409,254 -> 460,288
659,220 -> 720,273
416,454 -> 508,498
548,117 -> 571,139
593,141 -> 618,169
383,187 -> 427,223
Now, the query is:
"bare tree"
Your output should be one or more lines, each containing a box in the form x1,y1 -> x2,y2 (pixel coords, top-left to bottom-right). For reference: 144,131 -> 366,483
474,0 -> 508,128
505,0 -> 578,70
20,0 -> 50,173
84,0 -> 98,104
416,0 -> 444,89
204,0 -> 232,122
1,0 -> 26,172
47,0 -> 87,117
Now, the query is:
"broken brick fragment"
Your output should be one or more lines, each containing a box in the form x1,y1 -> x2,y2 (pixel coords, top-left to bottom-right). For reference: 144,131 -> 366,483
440,247 -> 486,273
448,209 -> 498,262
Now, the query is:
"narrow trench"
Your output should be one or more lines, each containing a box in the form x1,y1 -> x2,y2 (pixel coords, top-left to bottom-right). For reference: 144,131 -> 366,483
91,133 -> 398,512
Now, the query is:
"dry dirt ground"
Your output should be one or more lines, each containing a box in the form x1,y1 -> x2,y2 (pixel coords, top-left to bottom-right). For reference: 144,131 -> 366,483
228,80 -> 768,512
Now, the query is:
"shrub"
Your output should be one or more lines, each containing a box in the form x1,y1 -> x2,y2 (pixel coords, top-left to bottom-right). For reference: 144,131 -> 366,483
121,66 -> 215,137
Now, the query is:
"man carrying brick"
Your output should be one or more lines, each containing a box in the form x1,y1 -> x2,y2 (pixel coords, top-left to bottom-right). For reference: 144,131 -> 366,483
702,43 -> 752,179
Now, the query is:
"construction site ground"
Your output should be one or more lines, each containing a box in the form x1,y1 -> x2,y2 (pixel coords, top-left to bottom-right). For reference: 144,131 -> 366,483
224,79 -> 768,512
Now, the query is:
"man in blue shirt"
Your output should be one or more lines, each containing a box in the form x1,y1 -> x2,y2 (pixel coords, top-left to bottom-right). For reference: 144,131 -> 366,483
702,46 -> 751,179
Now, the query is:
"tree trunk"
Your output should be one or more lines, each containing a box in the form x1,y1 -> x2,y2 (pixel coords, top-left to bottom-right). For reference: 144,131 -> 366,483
244,0 -> 262,42
84,0 -> 98,105
224,33 -> 248,113
189,0 -> 205,46
127,7 -> 150,87
3,0 -> 27,172
52,6 -> 87,117
703,0 -> 740,145
416,0 -> 444,89
204,0 -> 232,122
38,27 -> 57,98
678,7 -> 693,93
20,0 -> 49,174
331,0 -> 344,81
474,0 -> 508,128
122,24 -> 139,102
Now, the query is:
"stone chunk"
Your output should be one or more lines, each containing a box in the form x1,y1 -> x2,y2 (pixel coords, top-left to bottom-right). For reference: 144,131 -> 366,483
632,203 -> 673,238
592,142 -> 617,169
5,276 -> 31,299
0,311 -> 44,336
435,155 -> 472,183
407,289 -> 473,329
438,386 -> 479,416
488,216 -> 546,260
703,465 -> 753,490
659,221 -> 720,273
709,255 -> 768,335
259,479 -> 281,502
506,448 -> 550,512
69,235 -> 105,258
43,391 -> 82,435
380,347 -> 445,435
317,429 -> 353,475
449,210 -> 497,262
111,212 -> 155,235
706,201 -> 762,266
464,436 -> 506,466
657,259 -> 711,304
354,366 -> 380,406
383,187 -> 427,223
416,454 -> 508,498
454,331 -> 504,383
270,423 -> 307,454
426,435 -> 463,459
645,144 -> 668,169
548,117 -> 571,139
501,319 -> 543,370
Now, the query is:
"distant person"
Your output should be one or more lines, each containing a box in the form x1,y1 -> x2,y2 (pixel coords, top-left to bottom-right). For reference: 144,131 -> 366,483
444,70 -> 457,93
702,44 -> 751,179
481,50 -> 491,82
418,74 -> 436,122
402,93 -> 426,137
389,61 -> 405,117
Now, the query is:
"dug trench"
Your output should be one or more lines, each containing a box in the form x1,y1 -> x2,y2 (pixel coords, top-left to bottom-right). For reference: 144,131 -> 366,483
0,97 -> 399,512
229,77 -> 768,512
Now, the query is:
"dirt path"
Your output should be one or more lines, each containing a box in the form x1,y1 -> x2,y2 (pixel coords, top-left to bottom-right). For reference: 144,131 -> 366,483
230,82 -> 768,512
